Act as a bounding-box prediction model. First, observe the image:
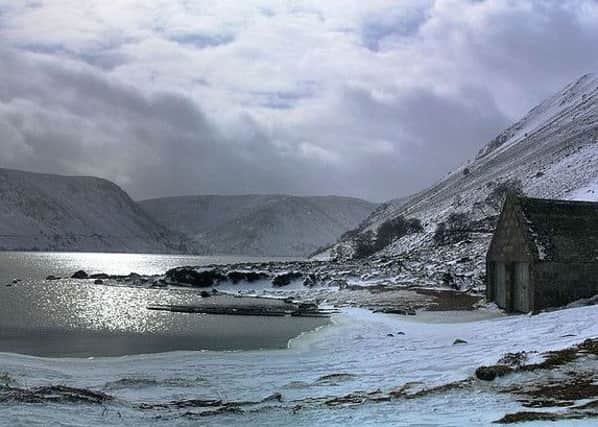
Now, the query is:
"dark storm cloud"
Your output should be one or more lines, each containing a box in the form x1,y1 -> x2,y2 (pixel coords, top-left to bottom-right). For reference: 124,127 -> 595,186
286,85 -> 510,201
0,49 -> 331,199
443,0 -> 598,106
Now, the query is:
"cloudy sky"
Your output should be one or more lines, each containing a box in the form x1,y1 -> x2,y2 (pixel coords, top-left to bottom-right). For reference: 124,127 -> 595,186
1,0 -> 597,202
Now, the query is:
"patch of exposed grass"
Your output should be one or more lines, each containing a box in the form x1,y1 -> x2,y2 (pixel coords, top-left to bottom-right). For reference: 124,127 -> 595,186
0,385 -> 113,404
0,373 -> 14,387
494,411 -> 565,424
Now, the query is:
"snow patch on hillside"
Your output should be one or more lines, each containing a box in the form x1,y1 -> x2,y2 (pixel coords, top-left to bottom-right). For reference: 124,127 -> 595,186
567,178 -> 598,201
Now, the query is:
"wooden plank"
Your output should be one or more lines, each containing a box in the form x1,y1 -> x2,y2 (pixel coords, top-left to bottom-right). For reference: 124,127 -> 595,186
495,262 -> 506,308
513,262 -> 530,312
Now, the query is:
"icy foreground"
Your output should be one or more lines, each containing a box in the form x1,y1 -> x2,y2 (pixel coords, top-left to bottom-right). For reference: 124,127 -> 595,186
1,305 -> 597,425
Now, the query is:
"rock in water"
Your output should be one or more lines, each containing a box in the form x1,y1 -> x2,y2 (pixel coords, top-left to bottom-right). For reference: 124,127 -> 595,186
71,270 -> 89,279
89,273 -> 109,280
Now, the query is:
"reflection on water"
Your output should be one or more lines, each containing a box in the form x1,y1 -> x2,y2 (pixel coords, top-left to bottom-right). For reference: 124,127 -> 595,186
0,251 -> 323,357
28,281 -> 168,333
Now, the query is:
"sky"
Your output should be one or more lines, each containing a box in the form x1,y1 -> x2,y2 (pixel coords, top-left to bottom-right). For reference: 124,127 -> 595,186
0,0 -> 597,202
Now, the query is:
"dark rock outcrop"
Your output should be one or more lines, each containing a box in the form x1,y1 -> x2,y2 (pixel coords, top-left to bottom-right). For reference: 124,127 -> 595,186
227,271 -> 269,284
71,270 -> 89,279
261,392 -> 282,402
303,273 -> 318,287
165,267 -> 226,287
89,273 -> 110,280
272,271 -> 303,287
475,365 -> 513,381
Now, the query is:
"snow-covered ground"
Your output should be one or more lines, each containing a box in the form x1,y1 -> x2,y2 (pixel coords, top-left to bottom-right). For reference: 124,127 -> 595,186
1,305 -> 597,425
568,177 -> 598,201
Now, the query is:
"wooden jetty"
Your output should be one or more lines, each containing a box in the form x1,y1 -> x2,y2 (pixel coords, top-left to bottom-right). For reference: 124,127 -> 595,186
146,303 -> 338,318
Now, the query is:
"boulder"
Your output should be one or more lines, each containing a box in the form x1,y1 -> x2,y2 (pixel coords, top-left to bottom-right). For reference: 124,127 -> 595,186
165,267 -> 226,287
303,273 -> 318,287
261,392 -> 282,402
327,279 -> 348,289
227,271 -> 269,284
272,271 -> 303,287
475,365 -> 513,381
453,338 -> 468,345
71,270 -> 89,279
45,275 -> 61,281
94,279 -> 104,285
89,273 -> 110,280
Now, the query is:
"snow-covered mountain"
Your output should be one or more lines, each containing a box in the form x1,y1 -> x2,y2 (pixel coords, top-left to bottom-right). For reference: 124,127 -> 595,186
139,195 -> 376,256
327,73 -> 598,270
0,169 -> 188,253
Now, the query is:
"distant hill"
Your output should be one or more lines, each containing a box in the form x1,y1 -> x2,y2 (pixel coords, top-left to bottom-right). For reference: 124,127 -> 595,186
139,195 -> 376,256
0,168 -> 187,253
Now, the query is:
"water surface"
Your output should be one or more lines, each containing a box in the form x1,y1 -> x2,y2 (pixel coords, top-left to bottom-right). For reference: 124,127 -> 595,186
0,252 -> 323,357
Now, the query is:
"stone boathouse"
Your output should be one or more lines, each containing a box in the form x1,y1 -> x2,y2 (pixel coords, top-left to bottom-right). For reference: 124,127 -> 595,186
486,196 -> 598,313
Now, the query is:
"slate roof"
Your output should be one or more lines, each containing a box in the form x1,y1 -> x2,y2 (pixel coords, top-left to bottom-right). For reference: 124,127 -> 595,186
517,197 -> 598,263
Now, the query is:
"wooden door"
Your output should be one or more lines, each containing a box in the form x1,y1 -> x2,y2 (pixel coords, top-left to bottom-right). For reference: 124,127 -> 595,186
494,262 -> 506,308
513,262 -> 530,312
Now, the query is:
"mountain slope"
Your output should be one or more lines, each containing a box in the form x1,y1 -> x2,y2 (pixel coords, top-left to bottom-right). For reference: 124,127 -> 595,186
0,168 -> 187,253
326,73 -> 598,283
139,195 -> 376,256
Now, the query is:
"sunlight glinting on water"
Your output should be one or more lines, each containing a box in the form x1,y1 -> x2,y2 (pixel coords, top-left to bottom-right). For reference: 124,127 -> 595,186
52,283 -> 163,333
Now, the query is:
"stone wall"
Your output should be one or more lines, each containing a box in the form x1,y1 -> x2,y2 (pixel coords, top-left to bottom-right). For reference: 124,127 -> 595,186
533,262 -> 598,310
